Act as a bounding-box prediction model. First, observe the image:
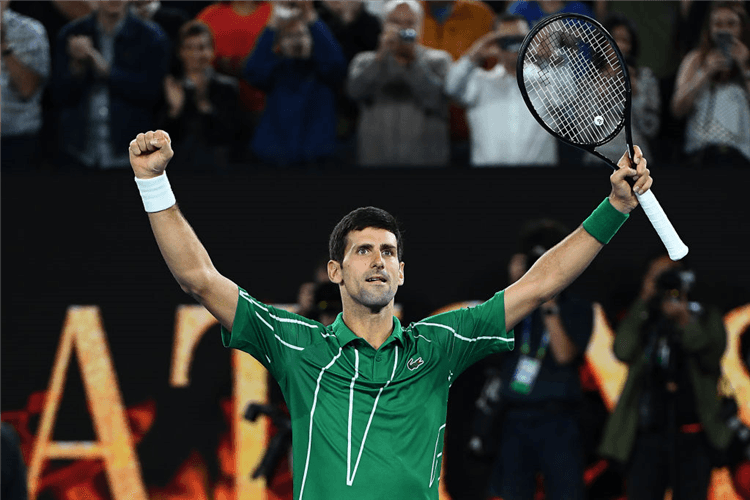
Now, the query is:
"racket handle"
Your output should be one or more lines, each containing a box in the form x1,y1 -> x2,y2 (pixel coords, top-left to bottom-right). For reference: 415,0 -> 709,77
635,189 -> 689,261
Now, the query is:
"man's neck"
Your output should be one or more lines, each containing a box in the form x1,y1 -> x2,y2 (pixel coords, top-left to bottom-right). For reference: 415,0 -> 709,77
341,304 -> 396,351
97,11 -> 125,35
231,1 -> 258,17
539,1 -> 565,14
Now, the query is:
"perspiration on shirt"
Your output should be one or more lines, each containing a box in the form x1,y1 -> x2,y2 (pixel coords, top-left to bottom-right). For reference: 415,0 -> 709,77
222,288 -> 514,500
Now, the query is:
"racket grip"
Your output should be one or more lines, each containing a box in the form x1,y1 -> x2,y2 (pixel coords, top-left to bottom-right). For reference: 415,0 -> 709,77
635,190 -> 688,261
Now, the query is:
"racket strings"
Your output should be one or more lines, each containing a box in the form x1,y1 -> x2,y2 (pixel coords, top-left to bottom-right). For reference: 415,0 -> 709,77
522,19 -> 627,146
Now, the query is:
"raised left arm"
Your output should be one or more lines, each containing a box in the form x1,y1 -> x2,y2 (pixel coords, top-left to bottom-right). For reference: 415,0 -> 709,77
504,147 -> 652,331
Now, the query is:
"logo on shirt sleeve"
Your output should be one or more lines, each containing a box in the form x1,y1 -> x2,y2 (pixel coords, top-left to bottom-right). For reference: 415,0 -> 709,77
407,356 -> 424,371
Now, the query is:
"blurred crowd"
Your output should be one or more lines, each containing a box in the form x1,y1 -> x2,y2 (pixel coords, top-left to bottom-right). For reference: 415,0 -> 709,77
1,0 -> 749,172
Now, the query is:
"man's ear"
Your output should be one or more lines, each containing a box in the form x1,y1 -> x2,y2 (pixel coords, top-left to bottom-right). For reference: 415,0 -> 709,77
328,260 -> 342,284
398,261 -> 405,286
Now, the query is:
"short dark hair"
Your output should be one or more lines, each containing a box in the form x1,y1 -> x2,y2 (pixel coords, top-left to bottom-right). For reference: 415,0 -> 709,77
328,207 -> 403,263
178,20 -> 214,48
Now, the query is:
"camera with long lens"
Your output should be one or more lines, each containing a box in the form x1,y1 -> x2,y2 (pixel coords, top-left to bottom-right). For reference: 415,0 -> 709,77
638,268 -> 701,430
467,368 -> 504,459
244,402 -> 292,483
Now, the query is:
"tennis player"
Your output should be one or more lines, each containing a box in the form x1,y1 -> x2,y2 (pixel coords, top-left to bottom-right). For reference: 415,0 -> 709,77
129,129 -> 652,500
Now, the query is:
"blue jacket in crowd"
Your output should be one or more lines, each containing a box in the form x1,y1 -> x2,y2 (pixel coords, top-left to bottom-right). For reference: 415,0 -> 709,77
244,20 -> 346,167
53,13 -> 168,165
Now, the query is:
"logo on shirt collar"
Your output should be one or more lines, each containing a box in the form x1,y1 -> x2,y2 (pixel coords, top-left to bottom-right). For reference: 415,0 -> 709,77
407,357 -> 425,371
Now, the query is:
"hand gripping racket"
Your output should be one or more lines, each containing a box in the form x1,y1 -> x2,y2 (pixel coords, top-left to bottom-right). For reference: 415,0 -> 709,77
516,13 -> 688,260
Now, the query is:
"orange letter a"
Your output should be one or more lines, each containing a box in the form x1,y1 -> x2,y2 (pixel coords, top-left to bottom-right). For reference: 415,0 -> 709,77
27,306 -> 147,500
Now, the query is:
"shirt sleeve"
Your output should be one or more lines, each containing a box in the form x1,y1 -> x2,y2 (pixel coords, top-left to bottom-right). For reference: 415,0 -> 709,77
221,287 -> 325,383
12,16 -> 51,80
415,291 -> 515,378
444,56 -> 480,107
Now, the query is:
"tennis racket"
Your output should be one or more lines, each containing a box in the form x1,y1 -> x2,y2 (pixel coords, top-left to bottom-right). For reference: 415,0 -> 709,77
516,13 -> 688,261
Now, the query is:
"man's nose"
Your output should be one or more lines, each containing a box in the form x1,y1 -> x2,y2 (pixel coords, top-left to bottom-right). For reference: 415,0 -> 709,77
371,253 -> 385,268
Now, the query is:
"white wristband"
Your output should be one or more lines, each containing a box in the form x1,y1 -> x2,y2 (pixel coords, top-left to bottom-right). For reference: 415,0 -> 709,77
134,173 -> 176,213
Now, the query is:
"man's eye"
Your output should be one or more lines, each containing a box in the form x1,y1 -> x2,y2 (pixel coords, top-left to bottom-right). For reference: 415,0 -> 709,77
383,250 -> 393,256
358,248 -> 368,254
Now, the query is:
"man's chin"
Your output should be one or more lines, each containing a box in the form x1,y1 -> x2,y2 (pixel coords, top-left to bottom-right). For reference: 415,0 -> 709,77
359,293 -> 395,312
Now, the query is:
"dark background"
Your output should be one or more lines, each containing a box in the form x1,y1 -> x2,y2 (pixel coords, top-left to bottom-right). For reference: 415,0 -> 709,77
2,166 -> 749,492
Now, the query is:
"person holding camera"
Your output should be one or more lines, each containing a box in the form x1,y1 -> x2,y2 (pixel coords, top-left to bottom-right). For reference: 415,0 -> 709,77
671,1 -> 750,168
476,219 -> 594,500
346,0 -> 452,167
444,14 -> 557,167
243,1 -> 346,168
598,255 -> 732,500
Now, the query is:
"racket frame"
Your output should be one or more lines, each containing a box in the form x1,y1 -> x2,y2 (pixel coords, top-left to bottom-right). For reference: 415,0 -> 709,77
515,13 -> 688,260
516,12 -> 635,169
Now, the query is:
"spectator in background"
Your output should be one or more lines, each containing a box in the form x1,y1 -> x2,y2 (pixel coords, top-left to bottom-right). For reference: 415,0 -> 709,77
445,14 -> 557,166
317,1 -> 381,64
671,1 -> 750,168
583,13 -> 660,166
244,2 -> 346,168
130,0 -> 189,76
420,0 -> 495,165
52,1 -> 168,170
487,219 -> 594,500
506,0 -> 595,27
130,0 -> 188,44
1,0 -> 50,170
598,256 -> 731,500
158,20 -> 243,173
315,1 -> 381,164
347,0 -> 452,167
5,0 -> 94,169
420,0 -> 495,62
197,1 -> 271,124
8,1 -> 94,54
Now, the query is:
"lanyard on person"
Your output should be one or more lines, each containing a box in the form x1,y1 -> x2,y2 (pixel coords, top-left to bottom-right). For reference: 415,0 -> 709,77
519,314 -> 551,360
511,313 -> 551,395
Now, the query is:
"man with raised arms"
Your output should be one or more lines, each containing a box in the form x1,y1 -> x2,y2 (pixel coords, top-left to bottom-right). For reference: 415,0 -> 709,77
129,129 -> 652,499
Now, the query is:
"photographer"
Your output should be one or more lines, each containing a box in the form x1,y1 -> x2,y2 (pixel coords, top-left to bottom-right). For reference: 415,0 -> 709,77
346,0 -> 452,167
599,255 -> 732,500
478,219 -> 595,500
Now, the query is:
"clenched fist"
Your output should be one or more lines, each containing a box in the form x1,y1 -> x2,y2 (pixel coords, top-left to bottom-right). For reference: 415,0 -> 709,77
129,130 -> 174,179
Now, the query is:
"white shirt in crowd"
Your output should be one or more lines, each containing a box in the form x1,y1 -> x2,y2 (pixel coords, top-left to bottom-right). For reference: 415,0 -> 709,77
445,56 -> 557,167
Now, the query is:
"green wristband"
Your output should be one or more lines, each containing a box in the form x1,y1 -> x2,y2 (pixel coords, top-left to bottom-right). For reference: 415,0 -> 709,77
582,198 -> 629,244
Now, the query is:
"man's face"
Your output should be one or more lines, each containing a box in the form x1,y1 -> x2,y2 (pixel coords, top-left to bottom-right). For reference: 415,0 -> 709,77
180,33 -> 214,72
611,25 -> 633,58
278,20 -> 312,59
329,227 -> 405,312
385,4 -> 418,33
97,1 -> 128,19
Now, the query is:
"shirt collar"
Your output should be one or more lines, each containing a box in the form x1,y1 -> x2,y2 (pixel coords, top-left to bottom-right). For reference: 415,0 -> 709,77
331,313 -> 405,348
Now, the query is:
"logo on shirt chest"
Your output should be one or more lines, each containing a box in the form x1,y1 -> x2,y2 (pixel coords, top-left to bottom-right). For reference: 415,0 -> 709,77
407,356 -> 425,371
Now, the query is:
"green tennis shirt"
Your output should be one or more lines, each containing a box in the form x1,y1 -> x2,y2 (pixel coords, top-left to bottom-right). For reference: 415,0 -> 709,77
222,288 -> 514,500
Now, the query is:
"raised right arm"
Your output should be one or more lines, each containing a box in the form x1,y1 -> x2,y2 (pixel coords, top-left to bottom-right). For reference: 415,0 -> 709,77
129,130 -> 239,331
